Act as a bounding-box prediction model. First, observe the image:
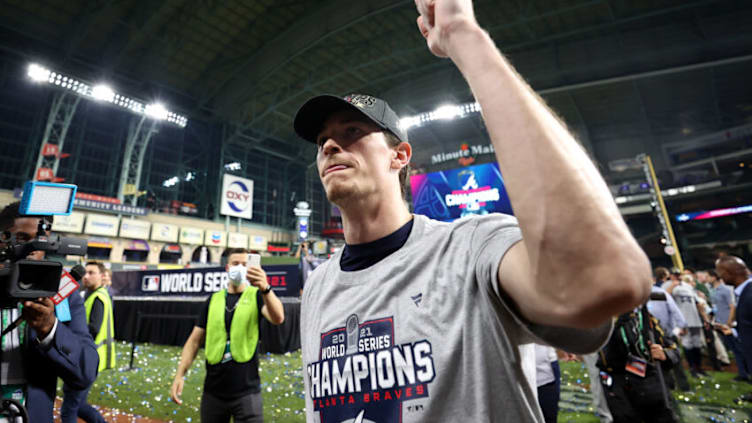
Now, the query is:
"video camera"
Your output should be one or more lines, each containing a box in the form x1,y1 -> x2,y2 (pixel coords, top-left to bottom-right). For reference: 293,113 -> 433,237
0,181 -> 88,308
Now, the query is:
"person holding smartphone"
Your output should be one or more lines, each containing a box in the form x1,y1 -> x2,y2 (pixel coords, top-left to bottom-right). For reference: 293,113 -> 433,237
170,248 -> 284,423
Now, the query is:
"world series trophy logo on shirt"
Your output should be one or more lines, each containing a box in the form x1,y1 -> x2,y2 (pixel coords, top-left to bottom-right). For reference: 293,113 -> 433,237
346,314 -> 359,355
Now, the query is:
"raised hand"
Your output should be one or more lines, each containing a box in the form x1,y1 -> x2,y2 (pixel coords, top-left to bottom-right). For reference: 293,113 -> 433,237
415,0 -> 477,58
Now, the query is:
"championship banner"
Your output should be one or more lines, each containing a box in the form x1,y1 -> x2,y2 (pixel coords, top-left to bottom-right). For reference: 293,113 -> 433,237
111,265 -> 300,298
220,174 -> 254,219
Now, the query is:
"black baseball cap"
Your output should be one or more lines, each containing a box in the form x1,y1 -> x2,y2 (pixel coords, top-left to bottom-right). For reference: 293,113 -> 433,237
293,94 -> 408,144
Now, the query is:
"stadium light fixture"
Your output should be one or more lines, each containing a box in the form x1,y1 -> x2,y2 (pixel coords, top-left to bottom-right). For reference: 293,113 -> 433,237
27,63 -> 51,82
91,84 -> 115,102
162,176 -> 180,187
398,101 -> 481,131
184,171 -> 195,182
224,162 -> 241,171
145,103 -> 168,120
434,104 -> 463,120
26,62 -> 187,128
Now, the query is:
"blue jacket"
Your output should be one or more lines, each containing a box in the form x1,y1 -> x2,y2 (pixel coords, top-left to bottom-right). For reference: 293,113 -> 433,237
738,283 -> 752,369
23,289 -> 99,422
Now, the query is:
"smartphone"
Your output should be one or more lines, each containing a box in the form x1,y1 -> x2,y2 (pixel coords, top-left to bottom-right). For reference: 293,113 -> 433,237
248,253 -> 261,268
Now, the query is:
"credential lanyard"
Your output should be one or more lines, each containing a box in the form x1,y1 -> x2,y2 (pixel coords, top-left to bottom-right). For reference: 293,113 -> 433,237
619,312 -> 646,357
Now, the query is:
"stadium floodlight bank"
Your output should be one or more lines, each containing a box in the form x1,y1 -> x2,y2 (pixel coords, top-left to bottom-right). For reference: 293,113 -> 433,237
27,63 -> 187,128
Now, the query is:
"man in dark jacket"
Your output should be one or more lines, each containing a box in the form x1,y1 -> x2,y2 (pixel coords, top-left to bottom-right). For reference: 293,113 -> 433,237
0,202 -> 98,422
597,307 -> 678,423
716,256 -> 752,399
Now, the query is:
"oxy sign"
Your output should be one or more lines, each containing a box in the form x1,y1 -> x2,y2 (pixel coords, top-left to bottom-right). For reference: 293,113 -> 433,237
220,174 -> 254,219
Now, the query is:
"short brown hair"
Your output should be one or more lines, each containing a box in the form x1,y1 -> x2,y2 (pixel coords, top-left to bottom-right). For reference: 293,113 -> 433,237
384,131 -> 410,200
86,262 -> 106,274
654,267 -> 669,280
225,248 -> 248,257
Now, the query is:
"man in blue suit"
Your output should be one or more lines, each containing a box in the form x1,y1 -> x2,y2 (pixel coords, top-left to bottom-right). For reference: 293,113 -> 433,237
0,202 -> 99,422
716,256 -> 752,391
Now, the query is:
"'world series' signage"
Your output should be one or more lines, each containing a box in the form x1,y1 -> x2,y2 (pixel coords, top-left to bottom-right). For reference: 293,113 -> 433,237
111,265 -> 300,297
220,174 -> 254,219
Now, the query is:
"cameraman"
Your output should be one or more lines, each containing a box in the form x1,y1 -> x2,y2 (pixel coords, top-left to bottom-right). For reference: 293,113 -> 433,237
0,202 -> 98,422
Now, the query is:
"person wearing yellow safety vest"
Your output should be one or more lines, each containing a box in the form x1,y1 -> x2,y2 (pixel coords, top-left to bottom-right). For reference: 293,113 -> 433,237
170,248 -> 285,423
60,261 -> 114,423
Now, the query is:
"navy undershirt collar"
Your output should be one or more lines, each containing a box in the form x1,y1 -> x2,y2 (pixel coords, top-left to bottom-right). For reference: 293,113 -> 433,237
340,218 -> 414,271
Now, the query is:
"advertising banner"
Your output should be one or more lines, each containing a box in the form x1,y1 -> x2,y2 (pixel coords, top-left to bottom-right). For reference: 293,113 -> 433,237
120,219 -> 151,239
204,230 -> 227,247
111,265 -> 300,298
180,227 -> 204,245
228,232 -> 249,249
220,174 -> 254,219
52,212 -> 85,233
84,214 -> 119,237
249,235 -> 267,251
151,223 -> 179,243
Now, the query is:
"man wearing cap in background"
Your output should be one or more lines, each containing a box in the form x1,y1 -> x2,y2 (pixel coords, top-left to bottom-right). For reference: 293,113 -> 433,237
292,0 -> 651,421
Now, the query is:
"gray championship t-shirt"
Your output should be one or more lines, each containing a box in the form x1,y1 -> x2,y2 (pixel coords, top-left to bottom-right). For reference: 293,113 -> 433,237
672,283 -> 703,328
301,214 -> 612,423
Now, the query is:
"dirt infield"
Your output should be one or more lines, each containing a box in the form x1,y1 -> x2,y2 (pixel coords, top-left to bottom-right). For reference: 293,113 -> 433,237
54,398 -> 169,423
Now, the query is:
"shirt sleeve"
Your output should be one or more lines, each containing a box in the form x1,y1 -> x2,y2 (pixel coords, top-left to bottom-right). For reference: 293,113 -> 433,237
87,297 -> 104,339
37,318 -> 59,347
196,296 -> 211,329
256,289 -> 264,313
472,214 -> 612,354
727,287 -> 736,306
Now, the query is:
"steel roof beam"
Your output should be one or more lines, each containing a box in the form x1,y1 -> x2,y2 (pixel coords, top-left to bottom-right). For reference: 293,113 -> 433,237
61,0 -> 119,65
239,0 -> 727,132
199,0 -> 408,119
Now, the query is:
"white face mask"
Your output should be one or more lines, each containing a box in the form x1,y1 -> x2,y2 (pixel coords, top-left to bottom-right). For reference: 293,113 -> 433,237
227,265 -> 247,285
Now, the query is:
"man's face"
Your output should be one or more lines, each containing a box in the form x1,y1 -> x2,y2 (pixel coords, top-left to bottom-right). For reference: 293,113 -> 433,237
696,271 -> 709,283
226,253 -> 248,271
315,110 -> 400,206
3,217 -> 45,260
83,265 -> 102,290
102,271 -> 112,286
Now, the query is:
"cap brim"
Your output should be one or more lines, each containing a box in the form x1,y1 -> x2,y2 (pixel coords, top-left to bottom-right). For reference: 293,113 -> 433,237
293,94 -> 388,143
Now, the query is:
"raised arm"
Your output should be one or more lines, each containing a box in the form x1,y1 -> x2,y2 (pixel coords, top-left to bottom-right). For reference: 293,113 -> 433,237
248,266 -> 285,325
415,0 -> 651,328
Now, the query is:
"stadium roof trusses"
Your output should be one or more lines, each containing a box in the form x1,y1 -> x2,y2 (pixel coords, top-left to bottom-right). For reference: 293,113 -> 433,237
2,0 -> 752,176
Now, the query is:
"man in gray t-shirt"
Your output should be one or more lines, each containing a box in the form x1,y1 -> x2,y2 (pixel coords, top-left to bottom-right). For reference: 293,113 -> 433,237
710,271 -> 749,380
710,276 -> 735,327
290,1 -> 652,422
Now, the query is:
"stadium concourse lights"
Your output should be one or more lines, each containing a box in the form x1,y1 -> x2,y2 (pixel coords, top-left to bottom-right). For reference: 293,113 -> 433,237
26,63 -> 188,128
162,176 -> 180,187
224,162 -> 242,171
398,101 -> 481,131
